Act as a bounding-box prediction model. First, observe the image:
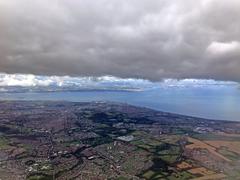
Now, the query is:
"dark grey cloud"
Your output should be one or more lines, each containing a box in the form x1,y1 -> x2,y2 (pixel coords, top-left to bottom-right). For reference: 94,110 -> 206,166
0,0 -> 240,81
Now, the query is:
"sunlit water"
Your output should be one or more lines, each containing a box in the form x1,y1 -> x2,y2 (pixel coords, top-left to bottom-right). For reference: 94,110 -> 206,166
1,86 -> 240,121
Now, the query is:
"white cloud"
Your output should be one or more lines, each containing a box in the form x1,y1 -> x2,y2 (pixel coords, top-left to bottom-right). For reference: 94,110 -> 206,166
0,73 -> 52,86
0,73 -> 237,91
0,73 -> 153,90
207,41 -> 240,55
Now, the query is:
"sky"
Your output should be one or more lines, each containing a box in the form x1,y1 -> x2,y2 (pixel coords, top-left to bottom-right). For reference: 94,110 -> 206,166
0,0 -> 240,82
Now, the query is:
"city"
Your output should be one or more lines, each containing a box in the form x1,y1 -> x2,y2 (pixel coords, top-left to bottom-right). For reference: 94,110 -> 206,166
0,101 -> 240,179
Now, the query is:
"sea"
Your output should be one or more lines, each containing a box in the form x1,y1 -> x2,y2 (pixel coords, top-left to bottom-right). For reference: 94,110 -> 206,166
0,85 -> 240,121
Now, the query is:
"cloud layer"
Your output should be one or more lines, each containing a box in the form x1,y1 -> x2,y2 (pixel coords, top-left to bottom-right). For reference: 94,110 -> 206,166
0,73 -> 154,91
0,0 -> 240,81
0,73 -> 236,90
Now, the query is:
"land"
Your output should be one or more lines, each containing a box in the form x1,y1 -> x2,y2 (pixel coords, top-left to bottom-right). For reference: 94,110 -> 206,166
0,101 -> 240,180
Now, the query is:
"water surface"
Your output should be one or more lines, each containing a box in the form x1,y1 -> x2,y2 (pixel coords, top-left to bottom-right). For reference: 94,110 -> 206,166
0,86 -> 240,121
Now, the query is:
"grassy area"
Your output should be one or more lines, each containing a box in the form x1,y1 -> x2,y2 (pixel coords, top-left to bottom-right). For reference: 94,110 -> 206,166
227,170 -> 240,180
142,170 -> 168,179
81,136 -> 113,147
153,143 -> 181,164
142,169 -> 195,180
192,133 -> 240,141
131,131 -> 164,151
218,147 -> 239,161
160,155 -> 179,164
168,171 -> 195,180
158,135 -> 181,145
0,136 -> 10,149
134,131 -> 185,179
27,174 -> 53,180
122,161 -> 136,174
114,176 -> 129,180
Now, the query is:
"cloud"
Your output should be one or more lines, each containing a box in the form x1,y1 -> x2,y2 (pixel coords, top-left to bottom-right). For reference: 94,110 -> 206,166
0,0 -> 240,81
0,73 -> 154,91
207,41 -> 240,55
0,73 -> 236,91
